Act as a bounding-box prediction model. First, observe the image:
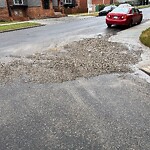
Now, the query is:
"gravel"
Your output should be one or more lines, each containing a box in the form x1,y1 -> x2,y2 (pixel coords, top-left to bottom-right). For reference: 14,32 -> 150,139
0,37 -> 141,84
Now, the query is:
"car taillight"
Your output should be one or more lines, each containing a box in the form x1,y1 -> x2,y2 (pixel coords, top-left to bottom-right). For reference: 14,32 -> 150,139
120,15 -> 127,19
107,14 -> 111,18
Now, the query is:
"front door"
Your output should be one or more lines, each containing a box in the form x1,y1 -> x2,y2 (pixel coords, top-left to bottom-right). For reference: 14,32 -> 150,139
43,0 -> 50,9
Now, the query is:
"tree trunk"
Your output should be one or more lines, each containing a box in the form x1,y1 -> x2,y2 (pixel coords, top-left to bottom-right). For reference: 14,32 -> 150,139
6,0 -> 12,16
146,0 -> 149,5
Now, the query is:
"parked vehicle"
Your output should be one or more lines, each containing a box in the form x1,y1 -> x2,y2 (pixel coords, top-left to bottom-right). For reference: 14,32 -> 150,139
106,7 -> 143,27
99,5 -> 117,16
118,3 -> 132,7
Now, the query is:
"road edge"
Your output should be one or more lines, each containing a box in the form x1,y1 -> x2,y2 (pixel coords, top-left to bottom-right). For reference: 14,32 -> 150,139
108,20 -> 150,83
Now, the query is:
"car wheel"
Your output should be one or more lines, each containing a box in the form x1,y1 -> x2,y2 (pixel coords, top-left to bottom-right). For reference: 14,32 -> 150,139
128,20 -> 133,27
107,24 -> 111,28
138,17 -> 142,24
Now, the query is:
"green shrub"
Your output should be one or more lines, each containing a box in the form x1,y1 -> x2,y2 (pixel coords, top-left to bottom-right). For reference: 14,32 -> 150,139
125,1 -> 134,6
114,2 -> 120,6
99,4 -> 105,11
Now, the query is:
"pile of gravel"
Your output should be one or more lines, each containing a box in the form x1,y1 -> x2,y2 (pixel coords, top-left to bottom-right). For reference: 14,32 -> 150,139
0,37 -> 141,83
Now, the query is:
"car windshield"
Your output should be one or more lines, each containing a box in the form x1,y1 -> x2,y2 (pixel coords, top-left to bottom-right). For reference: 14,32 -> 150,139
103,6 -> 111,11
111,7 -> 129,13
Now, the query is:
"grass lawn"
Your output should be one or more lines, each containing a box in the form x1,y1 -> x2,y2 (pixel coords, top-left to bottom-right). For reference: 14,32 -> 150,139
136,4 -> 150,9
0,21 -> 18,24
0,22 -> 41,32
140,27 -> 150,48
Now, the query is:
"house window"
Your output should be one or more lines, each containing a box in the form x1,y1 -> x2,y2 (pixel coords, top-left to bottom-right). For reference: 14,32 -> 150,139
63,0 -> 72,4
14,0 -> 24,5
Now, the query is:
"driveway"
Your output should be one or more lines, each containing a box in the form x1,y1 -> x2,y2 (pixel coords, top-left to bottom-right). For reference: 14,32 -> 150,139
0,73 -> 150,150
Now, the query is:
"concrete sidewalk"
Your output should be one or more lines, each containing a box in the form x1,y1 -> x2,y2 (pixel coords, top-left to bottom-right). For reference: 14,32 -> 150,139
109,20 -> 150,77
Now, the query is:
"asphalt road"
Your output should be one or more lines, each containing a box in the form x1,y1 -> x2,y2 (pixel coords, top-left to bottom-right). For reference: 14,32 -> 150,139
0,15 -> 120,57
0,7 -> 150,150
0,8 -> 149,58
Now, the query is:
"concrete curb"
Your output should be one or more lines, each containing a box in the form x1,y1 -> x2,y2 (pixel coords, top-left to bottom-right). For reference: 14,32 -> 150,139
140,67 -> 150,75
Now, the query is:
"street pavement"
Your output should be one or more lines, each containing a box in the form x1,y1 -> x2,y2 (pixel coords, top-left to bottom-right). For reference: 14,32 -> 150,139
0,8 -> 150,150
0,15 -> 119,58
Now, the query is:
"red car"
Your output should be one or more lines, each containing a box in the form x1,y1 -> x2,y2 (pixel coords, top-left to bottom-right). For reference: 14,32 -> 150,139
106,7 -> 143,27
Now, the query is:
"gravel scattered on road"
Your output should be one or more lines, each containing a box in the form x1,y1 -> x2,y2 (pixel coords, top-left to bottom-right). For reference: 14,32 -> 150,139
0,37 -> 141,84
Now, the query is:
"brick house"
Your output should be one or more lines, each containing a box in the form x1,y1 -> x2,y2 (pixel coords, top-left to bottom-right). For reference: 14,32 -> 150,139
0,0 -> 88,21
0,0 -> 9,20
92,0 -> 115,5
64,0 -> 87,14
